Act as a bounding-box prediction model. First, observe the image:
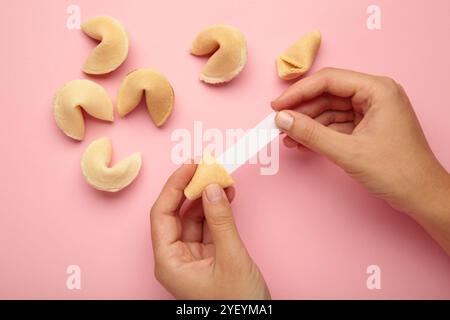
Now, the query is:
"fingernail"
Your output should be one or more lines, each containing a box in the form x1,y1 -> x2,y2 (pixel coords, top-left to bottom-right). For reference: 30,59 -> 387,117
276,111 -> 294,131
205,184 -> 223,203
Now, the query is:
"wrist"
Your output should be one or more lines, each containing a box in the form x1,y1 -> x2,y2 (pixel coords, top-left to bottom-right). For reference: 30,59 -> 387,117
394,162 -> 450,255
408,167 -> 450,218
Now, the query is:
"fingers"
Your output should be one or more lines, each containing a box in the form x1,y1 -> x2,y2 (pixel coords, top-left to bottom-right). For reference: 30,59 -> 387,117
201,184 -> 247,267
180,200 -> 204,243
282,122 -> 355,149
181,187 -> 235,243
271,68 -> 373,113
280,94 -> 352,117
225,187 -> 236,203
283,135 -> 299,149
314,110 -> 355,126
150,163 -> 197,254
202,187 -> 234,244
276,110 -> 353,161
354,111 -> 363,126
328,122 -> 355,134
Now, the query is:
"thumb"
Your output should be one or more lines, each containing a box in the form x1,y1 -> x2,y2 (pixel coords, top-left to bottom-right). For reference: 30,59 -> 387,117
202,184 -> 246,266
275,110 -> 352,162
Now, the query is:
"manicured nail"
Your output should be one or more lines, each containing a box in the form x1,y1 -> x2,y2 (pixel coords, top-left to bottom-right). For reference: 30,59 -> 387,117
205,184 -> 223,203
276,111 -> 294,131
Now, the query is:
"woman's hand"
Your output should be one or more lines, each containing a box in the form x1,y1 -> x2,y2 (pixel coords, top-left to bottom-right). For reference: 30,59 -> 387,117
272,67 -> 450,254
150,163 -> 271,299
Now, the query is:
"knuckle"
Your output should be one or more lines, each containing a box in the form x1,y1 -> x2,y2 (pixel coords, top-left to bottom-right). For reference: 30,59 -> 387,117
210,212 -> 234,230
377,76 -> 410,105
378,75 -> 396,85
298,122 -> 317,145
396,82 -> 408,97
319,67 -> 336,74
377,76 -> 400,93
395,84 -> 408,101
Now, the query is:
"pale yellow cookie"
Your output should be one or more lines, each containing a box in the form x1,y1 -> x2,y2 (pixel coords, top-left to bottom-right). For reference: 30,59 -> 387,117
277,30 -> 321,80
82,16 -> 128,75
117,68 -> 174,127
81,137 -> 141,192
191,24 -> 247,84
184,154 -> 234,200
53,79 -> 113,141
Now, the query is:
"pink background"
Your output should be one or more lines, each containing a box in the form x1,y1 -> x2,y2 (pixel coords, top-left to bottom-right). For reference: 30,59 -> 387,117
1,0 -> 449,299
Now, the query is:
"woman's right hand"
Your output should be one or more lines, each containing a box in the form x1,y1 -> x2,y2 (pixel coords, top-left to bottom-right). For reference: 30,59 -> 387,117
272,68 -> 450,254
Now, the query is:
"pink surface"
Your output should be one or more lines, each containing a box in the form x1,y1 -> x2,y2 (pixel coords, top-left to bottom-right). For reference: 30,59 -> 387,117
1,0 -> 450,299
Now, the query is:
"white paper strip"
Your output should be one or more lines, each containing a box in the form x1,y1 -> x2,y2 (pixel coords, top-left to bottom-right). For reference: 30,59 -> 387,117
216,112 -> 280,174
